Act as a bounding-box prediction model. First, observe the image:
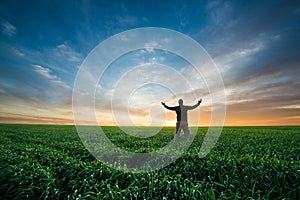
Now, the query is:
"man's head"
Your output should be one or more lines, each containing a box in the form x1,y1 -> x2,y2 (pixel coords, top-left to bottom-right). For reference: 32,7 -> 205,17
178,99 -> 183,105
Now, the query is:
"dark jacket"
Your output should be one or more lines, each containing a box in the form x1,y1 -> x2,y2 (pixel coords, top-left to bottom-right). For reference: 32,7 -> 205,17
163,102 -> 200,122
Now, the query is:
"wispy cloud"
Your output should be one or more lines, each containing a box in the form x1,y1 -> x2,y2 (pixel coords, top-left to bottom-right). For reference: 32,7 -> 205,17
32,65 -> 70,89
55,42 -> 83,63
0,64 -> 73,125
33,65 -> 57,80
1,19 -> 16,37
0,112 -> 73,124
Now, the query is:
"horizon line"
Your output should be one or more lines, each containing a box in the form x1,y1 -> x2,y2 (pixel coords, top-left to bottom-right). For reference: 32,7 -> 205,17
1,122 -> 300,127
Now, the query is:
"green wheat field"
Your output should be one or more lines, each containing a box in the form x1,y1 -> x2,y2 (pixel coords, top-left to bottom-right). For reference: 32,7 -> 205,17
0,124 -> 299,199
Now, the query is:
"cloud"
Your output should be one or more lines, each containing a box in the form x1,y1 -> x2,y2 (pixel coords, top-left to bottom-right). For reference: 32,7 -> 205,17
196,1 -> 300,125
33,64 -> 56,80
1,19 -> 16,37
12,48 -> 25,57
1,41 -> 83,79
0,85 -> 73,125
0,112 -> 73,125
215,40 -> 265,65
228,81 -> 300,108
224,76 -> 300,125
116,15 -> 138,27
144,41 -> 161,53
206,0 -> 232,26
199,0 -> 300,61
55,42 -> 83,62
93,61 -> 207,126
32,64 -> 70,89
226,32 -> 300,87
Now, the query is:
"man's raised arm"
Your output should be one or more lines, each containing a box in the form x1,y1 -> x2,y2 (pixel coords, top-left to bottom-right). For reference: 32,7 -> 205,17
187,99 -> 202,110
161,102 -> 177,110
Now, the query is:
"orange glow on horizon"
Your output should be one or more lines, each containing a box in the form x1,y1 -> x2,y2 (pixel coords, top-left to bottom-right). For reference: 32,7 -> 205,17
1,112 -> 299,126
1,107 -> 300,126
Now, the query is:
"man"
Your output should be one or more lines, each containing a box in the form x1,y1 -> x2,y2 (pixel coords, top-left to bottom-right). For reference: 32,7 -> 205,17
161,99 -> 202,139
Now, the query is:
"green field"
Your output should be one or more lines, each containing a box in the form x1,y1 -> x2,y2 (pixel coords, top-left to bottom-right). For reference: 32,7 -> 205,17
0,124 -> 299,199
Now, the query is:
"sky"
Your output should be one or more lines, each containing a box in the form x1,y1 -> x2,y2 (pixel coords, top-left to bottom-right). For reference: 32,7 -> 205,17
0,0 -> 300,126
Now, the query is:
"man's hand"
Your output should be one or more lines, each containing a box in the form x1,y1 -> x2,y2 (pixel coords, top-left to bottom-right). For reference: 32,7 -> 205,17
198,99 -> 202,104
161,102 -> 165,106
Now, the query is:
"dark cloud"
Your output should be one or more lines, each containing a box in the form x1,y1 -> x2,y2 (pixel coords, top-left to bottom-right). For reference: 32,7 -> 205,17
227,80 -> 300,113
201,0 -> 300,57
226,29 -> 300,84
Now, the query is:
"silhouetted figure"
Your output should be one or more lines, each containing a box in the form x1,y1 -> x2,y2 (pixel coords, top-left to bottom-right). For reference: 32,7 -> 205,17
161,99 -> 202,139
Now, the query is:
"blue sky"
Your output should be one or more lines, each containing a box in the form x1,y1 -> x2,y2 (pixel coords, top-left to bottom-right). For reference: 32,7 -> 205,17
0,0 -> 300,125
